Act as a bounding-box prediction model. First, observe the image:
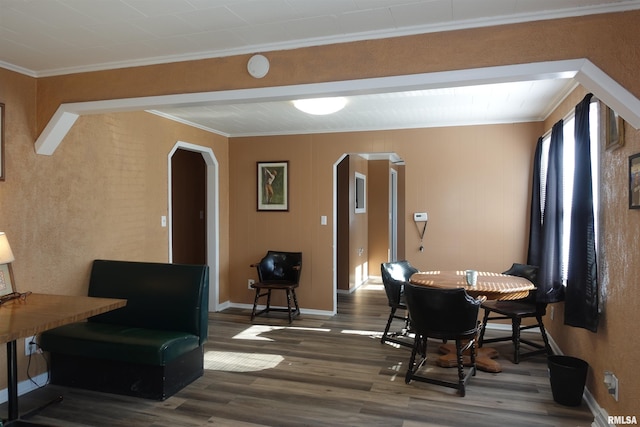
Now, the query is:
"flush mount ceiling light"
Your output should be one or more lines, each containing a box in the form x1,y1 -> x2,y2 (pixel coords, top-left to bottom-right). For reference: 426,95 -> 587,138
293,97 -> 347,115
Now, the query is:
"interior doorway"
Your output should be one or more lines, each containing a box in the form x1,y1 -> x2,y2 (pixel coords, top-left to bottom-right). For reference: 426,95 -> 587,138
334,153 -> 404,312
171,148 -> 207,264
168,141 -> 220,312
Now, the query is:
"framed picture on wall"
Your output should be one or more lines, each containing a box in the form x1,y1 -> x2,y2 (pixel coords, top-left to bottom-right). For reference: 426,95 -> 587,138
630,153 -> 640,209
257,161 -> 288,211
0,103 -> 5,181
605,105 -> 625,151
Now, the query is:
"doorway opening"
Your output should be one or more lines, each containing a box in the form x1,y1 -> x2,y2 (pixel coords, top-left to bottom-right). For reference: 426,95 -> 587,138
168,141 -> 220,311
171,148 -> 206,265
334,152 -> 405,313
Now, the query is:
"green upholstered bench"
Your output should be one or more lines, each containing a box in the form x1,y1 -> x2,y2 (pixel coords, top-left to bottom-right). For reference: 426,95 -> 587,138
39,259 -> 209,400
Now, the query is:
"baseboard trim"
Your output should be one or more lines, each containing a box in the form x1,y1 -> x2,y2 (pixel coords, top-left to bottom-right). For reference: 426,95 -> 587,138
229,302 -> 333,317
485,322 -> 606,426
0,372 -> 48,404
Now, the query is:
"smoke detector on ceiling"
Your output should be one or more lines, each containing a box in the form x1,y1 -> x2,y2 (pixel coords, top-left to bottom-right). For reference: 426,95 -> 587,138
247,54 -> 270,79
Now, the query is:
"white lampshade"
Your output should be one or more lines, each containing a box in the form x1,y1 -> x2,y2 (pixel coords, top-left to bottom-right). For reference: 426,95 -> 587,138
293,97 -> 347,115
0,232 -> 15,264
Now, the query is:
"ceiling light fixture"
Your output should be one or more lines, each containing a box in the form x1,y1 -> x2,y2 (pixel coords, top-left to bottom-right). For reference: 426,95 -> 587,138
293,97 -> 347,115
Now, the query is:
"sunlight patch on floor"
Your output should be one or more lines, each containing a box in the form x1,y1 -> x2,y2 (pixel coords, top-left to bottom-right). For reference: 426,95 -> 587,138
232,324 -> 284,341
204,351 -> 284,372
287,326 -> 331,332
341,329 -> 382,337
360,283 -> 384,291
232,324 -> 332,341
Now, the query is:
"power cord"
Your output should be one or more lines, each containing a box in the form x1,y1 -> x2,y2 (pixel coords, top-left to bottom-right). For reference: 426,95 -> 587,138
26,337 -> 50,389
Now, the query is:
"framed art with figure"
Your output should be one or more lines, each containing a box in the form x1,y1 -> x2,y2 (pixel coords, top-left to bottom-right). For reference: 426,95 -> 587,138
257,161 -> 288,211
630,153 -> 640,209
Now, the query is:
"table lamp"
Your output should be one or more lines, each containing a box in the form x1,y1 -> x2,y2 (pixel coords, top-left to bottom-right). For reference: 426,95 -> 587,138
0,231 -> 16,292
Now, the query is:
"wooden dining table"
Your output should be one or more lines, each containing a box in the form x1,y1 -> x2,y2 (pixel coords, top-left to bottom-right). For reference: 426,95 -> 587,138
1,293 -> 127,425
409,270 -> 535,301
408,270 -> 536,373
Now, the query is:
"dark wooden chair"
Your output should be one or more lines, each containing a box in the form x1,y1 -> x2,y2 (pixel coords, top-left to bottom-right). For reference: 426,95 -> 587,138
380,261 -> 418,347
250,251 -> 302,323
404,284 -> 482,397
477,263 -> 553,363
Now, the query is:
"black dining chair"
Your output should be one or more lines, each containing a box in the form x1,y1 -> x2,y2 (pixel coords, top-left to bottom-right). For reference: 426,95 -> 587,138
380,261 -> 418,347
403,284 -> 482,397
477,263 -> 552,363
250,251 -> 302,323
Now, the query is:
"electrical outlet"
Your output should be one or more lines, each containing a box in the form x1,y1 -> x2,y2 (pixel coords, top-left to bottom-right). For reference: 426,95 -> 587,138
550,306 -> 555,320
604,371 -> 619,401
25,335 -> 37,356
248,279 -> 255,289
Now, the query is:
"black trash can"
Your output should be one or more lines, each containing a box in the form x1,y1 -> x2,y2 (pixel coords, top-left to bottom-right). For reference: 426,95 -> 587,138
548,355 -> 588,406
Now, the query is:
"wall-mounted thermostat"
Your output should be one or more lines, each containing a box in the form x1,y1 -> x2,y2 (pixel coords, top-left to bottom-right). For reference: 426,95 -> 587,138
413,212 -> 428,222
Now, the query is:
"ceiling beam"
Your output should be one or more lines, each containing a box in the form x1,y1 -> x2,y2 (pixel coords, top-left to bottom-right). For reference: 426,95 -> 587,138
34,59 -> 640,155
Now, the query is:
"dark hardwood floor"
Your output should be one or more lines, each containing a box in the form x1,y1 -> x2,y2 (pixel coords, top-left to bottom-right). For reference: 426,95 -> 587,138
18,280 -> 594,426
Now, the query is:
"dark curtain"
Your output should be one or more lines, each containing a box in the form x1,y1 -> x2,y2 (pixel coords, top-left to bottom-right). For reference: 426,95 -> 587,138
528,120 -> 565,303
565,93 -> 599,331
527,137 -> 543,266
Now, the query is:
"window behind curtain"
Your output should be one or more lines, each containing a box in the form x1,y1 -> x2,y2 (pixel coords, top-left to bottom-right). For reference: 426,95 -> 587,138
538,101 -> 600,284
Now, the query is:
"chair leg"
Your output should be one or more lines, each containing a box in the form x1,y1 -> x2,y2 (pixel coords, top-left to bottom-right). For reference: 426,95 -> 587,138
250,289 -> 260,321
286,289 -> 293,323
420,336 -> 428,358
455,339 -> 466,397
470,332 -> 477,377
291,289 -> 300,316
381,307 -> 397,343
405,335 -> 421,384
512,317 -> 522,364
536,315 -> 553,355
478,309 -> 490,347
265,289 -> 272,312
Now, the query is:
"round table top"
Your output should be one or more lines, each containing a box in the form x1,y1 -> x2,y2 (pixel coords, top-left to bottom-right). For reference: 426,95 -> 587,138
409,270 -> 535,301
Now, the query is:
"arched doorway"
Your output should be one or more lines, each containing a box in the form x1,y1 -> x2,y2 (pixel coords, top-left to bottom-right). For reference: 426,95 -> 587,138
168,141 -> 220,311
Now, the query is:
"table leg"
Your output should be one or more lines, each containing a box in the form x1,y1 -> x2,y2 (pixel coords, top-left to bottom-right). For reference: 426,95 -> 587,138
7,340 -> 19,421
5,341 -> 62,426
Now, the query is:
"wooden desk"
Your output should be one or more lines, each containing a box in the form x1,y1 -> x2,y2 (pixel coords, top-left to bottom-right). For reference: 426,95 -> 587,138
409,270 -> 535,301
408,271 -> 535,373
1,293 -> 126,425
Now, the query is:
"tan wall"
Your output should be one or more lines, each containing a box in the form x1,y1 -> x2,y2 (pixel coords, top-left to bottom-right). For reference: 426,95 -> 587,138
1,8 -> 639,417
35,11 -> 640,133
228,123 -> 539,311
0,66 -> 229,390
0,67 -> 38,387
348,158 -> 405,280
368,160 -> 392,272
349,155 -> 369,288
543,86 -> 640,415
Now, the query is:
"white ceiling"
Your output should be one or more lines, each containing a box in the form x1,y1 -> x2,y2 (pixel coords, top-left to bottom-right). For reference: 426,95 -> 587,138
2,0 -> 640,137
